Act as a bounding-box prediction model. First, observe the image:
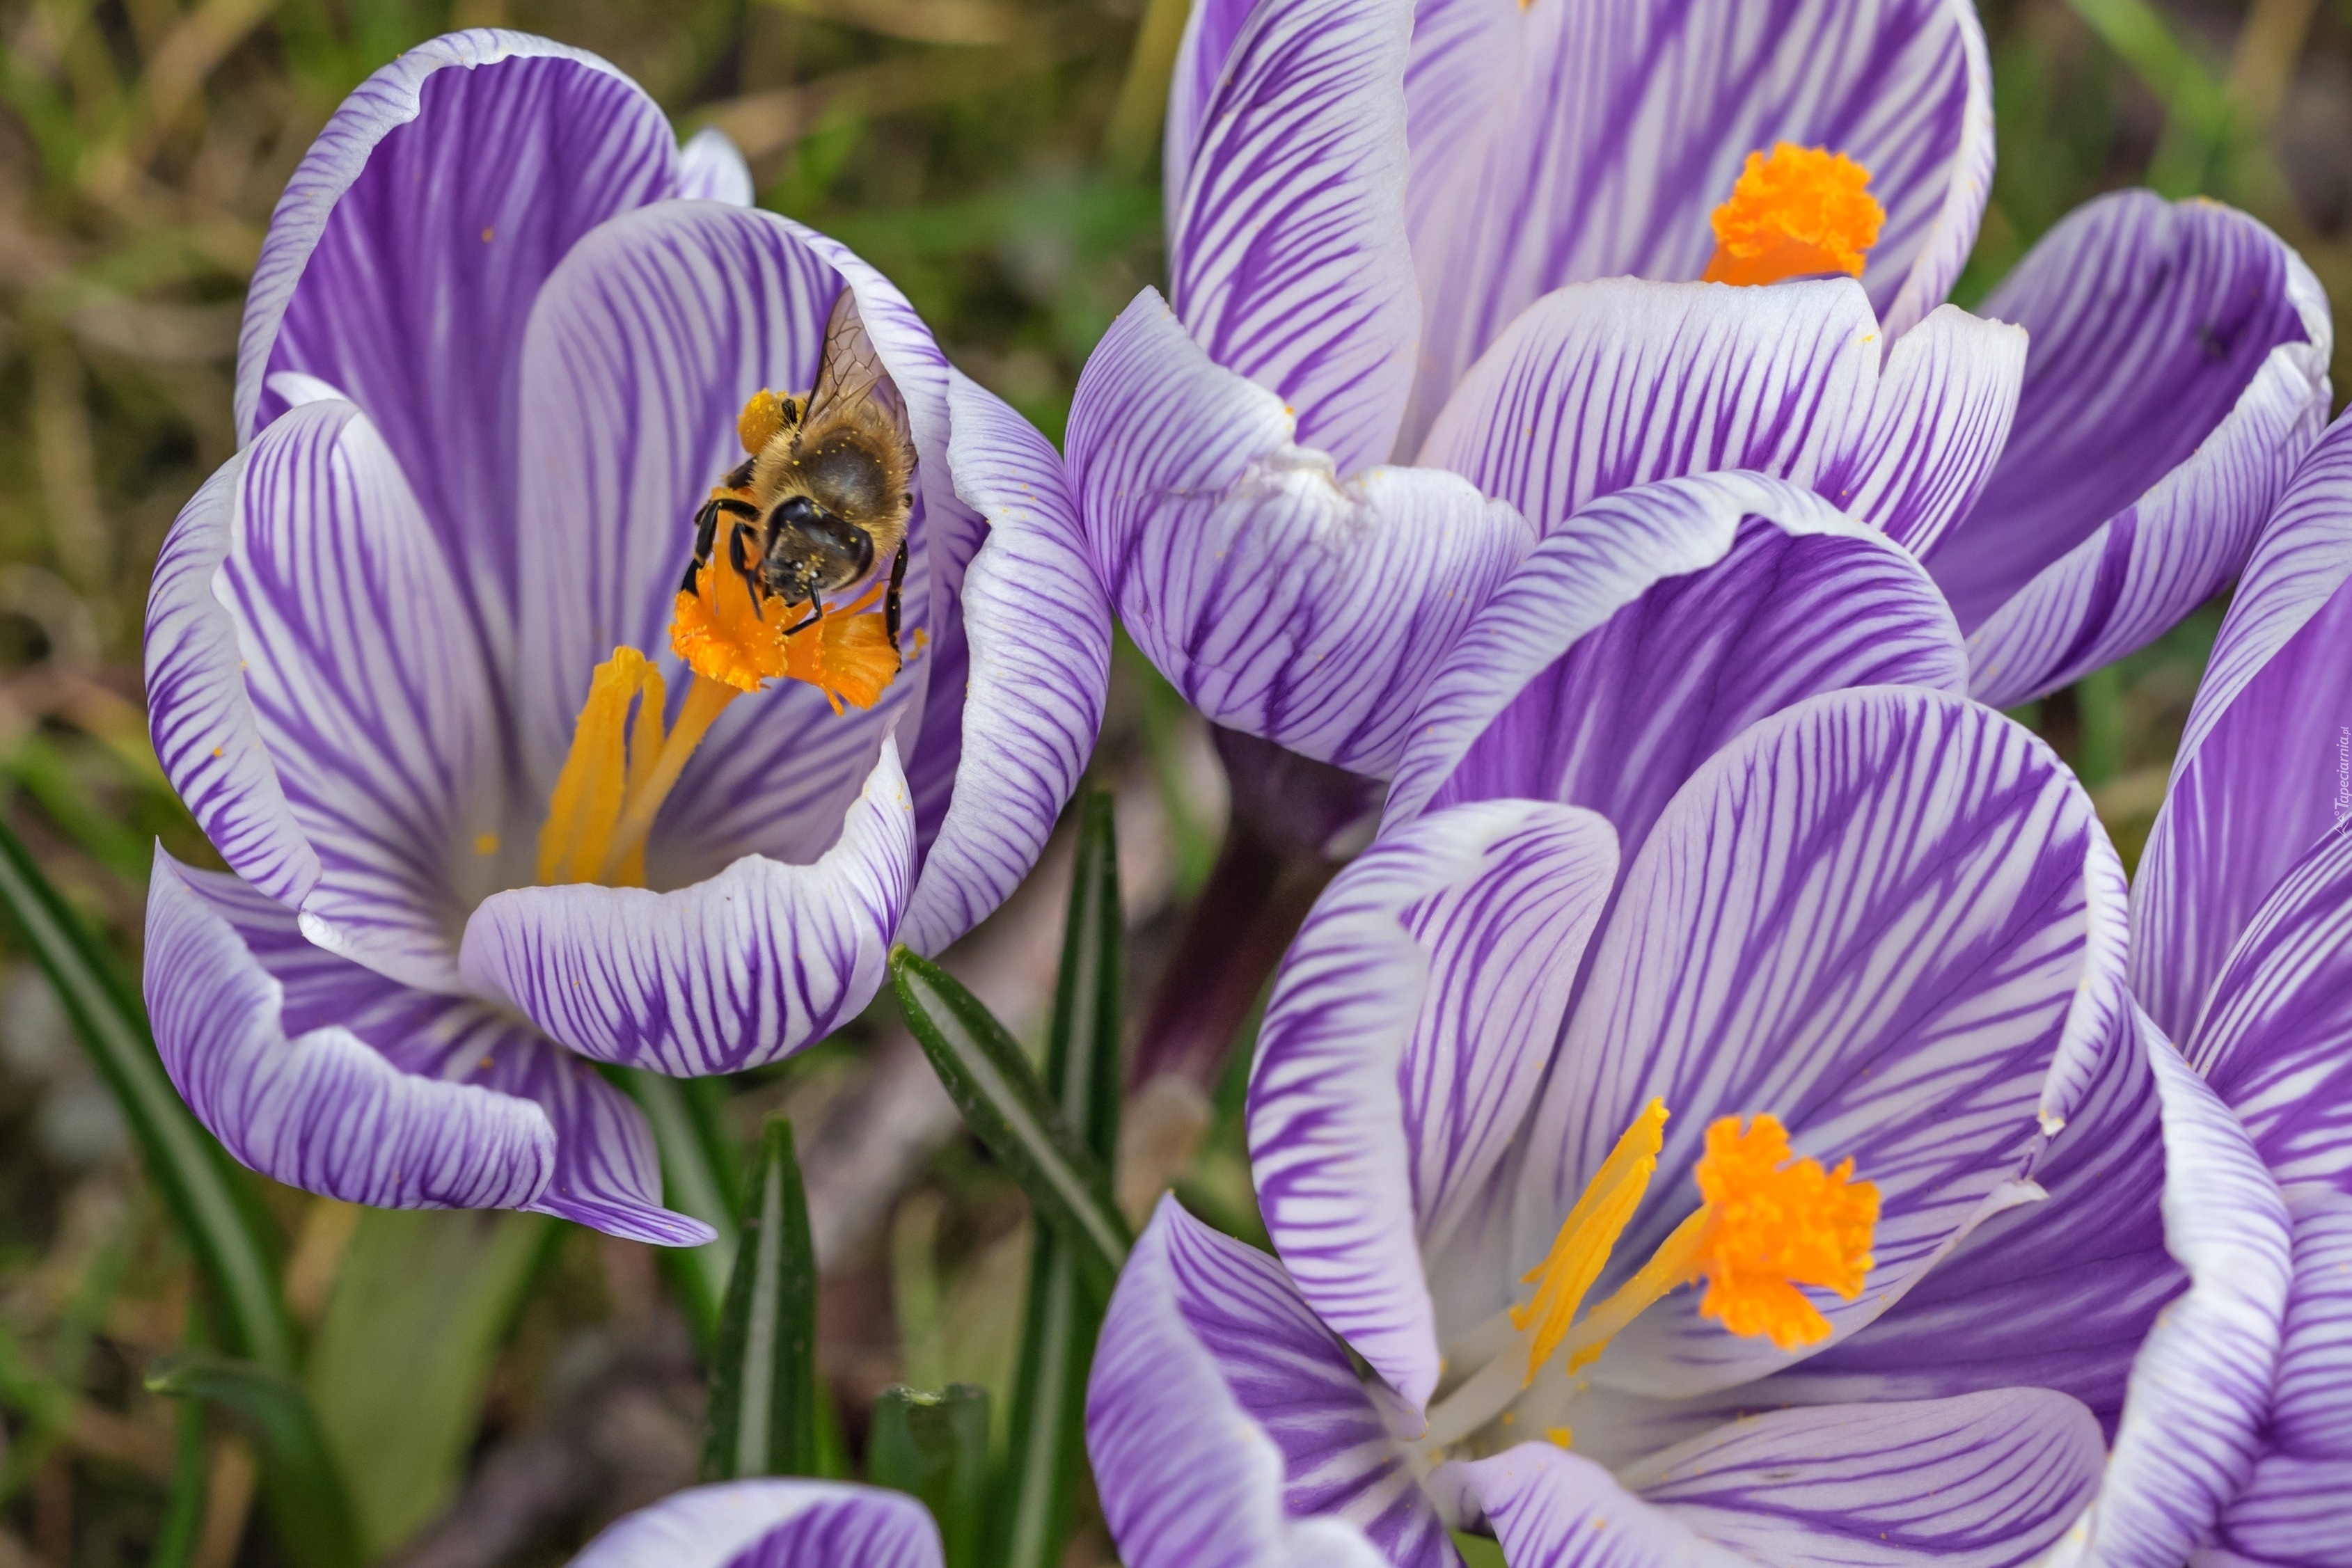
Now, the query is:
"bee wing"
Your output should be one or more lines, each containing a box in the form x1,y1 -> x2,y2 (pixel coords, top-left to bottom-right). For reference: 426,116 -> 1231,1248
805,286 -> 913,451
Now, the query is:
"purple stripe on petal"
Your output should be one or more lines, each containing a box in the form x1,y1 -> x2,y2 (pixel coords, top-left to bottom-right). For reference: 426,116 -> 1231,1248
2071,1017 -> 2291,1568
203,397 -> 503,995
145,450 -> 319,907
2186,821 -> 2352,1189
146,852 -> 555,1216
1395,472 -> 1966,873
510,203 -> 930,883
2134,410 -> 2352,1041
1171,0 -> 1419,475
1519,689 -> 2126,1398
1826,304 -> 2026,555
897,370 -> 1110,956
251,38 -> 681,681
569,1480 -> 938,1568
1416,278 -> 1878,534
1087,1199 -> 1408,1568
1440,1443 -> 1743,1567
1930,194 -> 2330,707
457,741 -> 915,1076
1249,800 -> 1617,1411
171,858 -> 709,1245
675,127 -> 755,207
1067,290 -> 1530,774
1165,0 -> 1271,240
2205,1187 -> 2352,1568
1627,1390 -> 2105,1567
1399,0 -> 1990,449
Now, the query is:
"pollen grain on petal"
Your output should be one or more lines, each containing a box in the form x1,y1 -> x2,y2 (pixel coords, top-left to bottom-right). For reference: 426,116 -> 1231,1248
1687,1114 -> 1879,1350
1703,143 -> 1885,287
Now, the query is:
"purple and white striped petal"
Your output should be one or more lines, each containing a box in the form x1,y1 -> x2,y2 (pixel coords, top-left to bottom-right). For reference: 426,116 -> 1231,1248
1517,688 -> 2126,1397
511,202 -> 934,885
148,397 -> 503,995
1398,0 -> 1992,448
2063,1020 -> 2291,1568
1067,290 -> 1529,775
1755,974 -> 2170,1434
156,855 -> 709,1244
2133,411 -> 2352,1041
1927,192 -> 2330,708
569,1480 -> 939,1568
147,851 -> 550,1218
897,371 -> 1111,956
675,127 -> 755,207
1088,1199 -> 1419,1568
1414,278 -> 1878,532
1169,0 -> 1418,476
1249,800 -> 1618,1411
242,32 -> 682,671
1385,471 -> 1967,871
1439,1444 -> 1745,1568
457,742 -> 915,1076
2186,821 -> 2352,1190
2202,1186 -> 2352,1568
1162,0 -> 1260,230
1825,303 -> 2027,555
1636,1391 -> 2104,1566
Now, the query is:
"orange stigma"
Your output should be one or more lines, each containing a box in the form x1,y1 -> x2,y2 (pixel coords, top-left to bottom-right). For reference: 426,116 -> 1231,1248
1684,1114 -> 1879,1347
1703,143 -> 1884,287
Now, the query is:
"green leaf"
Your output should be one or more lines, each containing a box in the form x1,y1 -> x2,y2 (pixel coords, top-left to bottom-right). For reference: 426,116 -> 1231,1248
148,1381 -> 207,1568
0,818 -> 294,1375
990,789 -> 1123,1568
306,1209 -> 553,1555
704,1117 -> 821,1480
606,1066 -> 742,1351
869,1384 -> 991,1568
147,1355 -> 360,1568
890,946 -> 1132,1299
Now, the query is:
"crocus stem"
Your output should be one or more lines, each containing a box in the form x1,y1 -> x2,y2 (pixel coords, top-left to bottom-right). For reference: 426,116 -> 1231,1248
600,674 -> 740,882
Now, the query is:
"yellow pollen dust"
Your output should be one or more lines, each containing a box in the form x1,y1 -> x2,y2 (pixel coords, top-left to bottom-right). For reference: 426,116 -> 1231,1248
1703,143 -> 1885,287
1517,1107 -> 1877,1378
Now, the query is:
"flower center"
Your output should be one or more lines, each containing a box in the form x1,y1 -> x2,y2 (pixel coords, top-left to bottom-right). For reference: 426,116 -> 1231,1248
1419,1100 -> 1878,1450
532,392 -> 908,888
1702,143 -> 1885,287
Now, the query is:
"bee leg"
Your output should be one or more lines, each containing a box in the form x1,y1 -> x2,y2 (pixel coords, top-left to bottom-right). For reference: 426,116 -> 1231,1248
722,457 -> 757,491
885,540 -> 909,652
726,518 -> 767,615
783,589 -> 827,638
684,496 -> 759,592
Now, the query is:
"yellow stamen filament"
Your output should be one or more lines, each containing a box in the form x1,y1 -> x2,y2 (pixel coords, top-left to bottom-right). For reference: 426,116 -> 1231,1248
1512,1098 -> 1667,1382
1703,143 -> 1885,287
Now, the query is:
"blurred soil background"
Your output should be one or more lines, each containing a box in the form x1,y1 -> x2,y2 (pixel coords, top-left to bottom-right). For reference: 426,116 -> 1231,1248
0,0 -> 2331,1563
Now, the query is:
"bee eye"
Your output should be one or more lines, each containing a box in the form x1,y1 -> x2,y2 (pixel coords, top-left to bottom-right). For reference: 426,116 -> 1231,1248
774,496 -> 819,528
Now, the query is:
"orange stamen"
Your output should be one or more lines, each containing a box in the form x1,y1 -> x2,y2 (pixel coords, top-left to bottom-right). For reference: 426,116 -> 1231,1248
1703,143 -> 1884,287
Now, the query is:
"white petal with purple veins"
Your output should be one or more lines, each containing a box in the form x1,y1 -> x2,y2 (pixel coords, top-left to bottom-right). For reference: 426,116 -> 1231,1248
1249,800 -> 1617,1410
569,1479 -> 939,1568
1827,303 -> 2026,555
457,741 -> 915,1076
1517,688 -> 2125,1396
1170,0 -> 1419,476
1387,470 -> 1968,869
1440,1443 -> 1746,1568
1088,1200 -> 1412,1568
1068,290 -> 1530,775
2133,411 -> 2352,1040
1398,0 -> 1991,448
675,127 -> 755,207
189,398 -> 503,995
897,371 -> 1111,956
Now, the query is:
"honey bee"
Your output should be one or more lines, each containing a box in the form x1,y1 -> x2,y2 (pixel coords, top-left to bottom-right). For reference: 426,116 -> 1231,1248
686,285 -> 917,647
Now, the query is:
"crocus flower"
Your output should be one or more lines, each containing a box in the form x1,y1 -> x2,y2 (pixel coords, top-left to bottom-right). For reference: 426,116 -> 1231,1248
2118,410 -> 2352,1558
1087,470 -> 2292,1567
569,1478 -> 940,1568
1072,0 -> 2328,780
141,31 -> 1109,1240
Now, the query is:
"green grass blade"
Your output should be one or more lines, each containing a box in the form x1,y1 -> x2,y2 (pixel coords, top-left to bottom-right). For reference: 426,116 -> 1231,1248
606,1066 -> 742,1350
992,789 -> 1123,1567
703,1117 -> 819,1480
869,1384 -> 991,1568
148,1377 -> 207,1568
148,1355 -> 360,1568
0,822 -> 293,1374
890,947 -> 1132,1299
